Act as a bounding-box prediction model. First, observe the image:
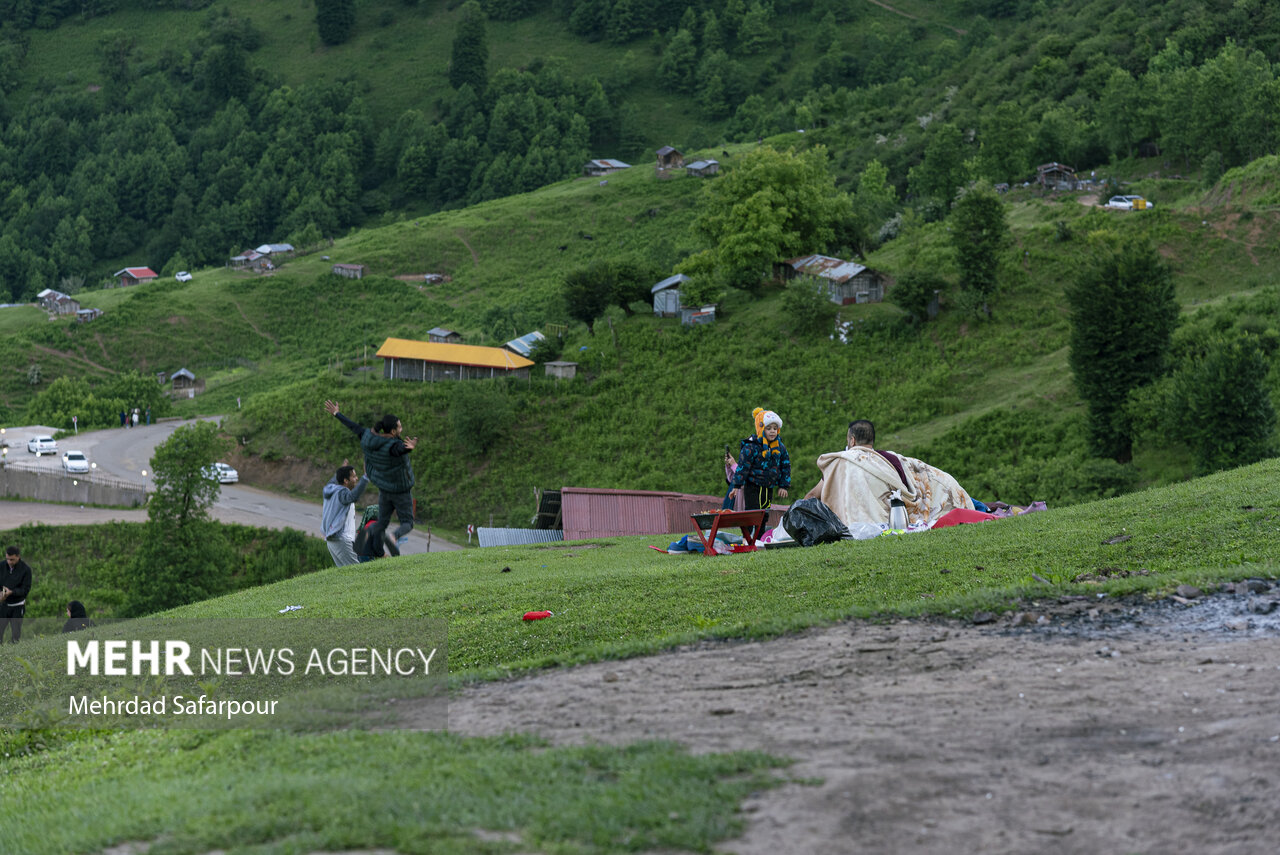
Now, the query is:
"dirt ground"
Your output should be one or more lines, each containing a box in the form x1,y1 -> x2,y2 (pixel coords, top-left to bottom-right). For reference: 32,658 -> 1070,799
450,590 -> 1280,855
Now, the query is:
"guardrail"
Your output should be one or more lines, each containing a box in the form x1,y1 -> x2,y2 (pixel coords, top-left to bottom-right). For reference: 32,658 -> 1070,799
0,461 -> 146,507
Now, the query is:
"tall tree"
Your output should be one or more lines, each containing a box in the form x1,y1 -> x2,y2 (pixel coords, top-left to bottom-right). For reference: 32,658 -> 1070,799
949,182 -> 1009,312
123,422 -> 235,616
978,101 -> 1031,183
315,0 -> 356,47
908,123 -> 969,208
1172,335 -> 1277,474
1067,238 -> 1179,463
449,1 -> 489,94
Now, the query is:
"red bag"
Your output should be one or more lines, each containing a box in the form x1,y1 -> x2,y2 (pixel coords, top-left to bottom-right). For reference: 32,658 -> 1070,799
522,610 -> 553,621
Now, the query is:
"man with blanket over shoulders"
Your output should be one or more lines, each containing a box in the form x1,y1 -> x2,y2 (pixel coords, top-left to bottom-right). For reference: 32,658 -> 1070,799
805,419 -> 974,528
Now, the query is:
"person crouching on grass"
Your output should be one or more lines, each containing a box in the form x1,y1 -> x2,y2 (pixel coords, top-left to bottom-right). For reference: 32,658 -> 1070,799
729,408 -> 791,536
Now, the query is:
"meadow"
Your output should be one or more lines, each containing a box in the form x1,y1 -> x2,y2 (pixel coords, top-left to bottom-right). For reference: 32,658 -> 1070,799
1,454 -> 1276,853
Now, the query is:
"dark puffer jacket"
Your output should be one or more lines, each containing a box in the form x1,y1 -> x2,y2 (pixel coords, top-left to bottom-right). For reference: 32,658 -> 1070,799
334,412 -> 415,494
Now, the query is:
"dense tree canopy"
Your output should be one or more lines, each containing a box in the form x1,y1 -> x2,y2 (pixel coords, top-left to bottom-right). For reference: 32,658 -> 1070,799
680,146 -> 851,287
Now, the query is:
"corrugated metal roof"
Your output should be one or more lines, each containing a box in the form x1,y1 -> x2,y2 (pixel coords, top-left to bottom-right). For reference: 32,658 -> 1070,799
427,327 -> 458,338
651,273 -> 690,293
376,337 -> 535,370
477,527 -> 565,547
114,267 -> 158,278
656,146 -> 680,156
686,159 -> 718,170
785,254 -> 867,284
505,330 -> 546,357
587,159 -> 631,169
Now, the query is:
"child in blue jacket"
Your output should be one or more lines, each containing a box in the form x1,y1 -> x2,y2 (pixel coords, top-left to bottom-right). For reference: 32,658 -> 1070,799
729,407 -> 791,533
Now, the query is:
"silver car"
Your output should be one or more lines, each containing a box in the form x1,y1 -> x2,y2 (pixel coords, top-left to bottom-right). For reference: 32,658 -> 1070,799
27,435 -> 57,456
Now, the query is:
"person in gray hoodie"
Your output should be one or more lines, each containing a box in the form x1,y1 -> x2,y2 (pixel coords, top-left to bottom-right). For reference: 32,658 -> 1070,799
324,400 -> 418,558
321,460 -> 370,566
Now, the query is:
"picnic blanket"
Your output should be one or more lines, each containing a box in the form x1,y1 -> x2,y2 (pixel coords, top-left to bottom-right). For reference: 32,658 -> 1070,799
810,447 -> 975,528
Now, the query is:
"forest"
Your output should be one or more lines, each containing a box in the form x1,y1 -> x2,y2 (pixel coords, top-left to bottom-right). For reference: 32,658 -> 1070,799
1,0 -> 1279,302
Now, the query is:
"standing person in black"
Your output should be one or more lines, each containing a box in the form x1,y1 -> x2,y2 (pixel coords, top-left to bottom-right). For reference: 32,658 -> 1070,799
324,400 -> 418,557
1,545 -> 33,643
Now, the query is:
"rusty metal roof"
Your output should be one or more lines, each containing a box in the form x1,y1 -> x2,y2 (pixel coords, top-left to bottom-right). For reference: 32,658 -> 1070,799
784,254 -> 867,284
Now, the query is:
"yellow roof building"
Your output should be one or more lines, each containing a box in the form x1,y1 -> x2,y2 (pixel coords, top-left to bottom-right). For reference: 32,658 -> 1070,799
376,337 -> 535,370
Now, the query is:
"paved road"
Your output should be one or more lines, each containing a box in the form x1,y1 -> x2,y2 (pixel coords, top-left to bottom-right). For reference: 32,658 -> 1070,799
1,421 -> 460,553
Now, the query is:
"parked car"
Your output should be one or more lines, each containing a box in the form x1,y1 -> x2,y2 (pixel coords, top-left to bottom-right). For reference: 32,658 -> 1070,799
62,450 -> 90,473
203,462 -> 239,484
1106,195 -> 1152,210
27,435 -> 57,456
175,271 -> 193,282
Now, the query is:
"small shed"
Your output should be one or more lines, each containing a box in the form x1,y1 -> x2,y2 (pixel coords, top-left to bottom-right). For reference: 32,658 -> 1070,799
583,159 -> 631,177
75,308 -> 103,323
1037,162 -> 1077,191
113,267 -> 158,287
505,330 -> 546,358
782,254 -> 884,305
545,361 -> 578,380
427,327 -> 463,344
686,159 -> 720,177
170,368 -> 196,391
37,289 -> 74,313
255,243 -> 295,257
656,146 -> 684,170
651,273 -> 689,317
230,250 -> 260,268
680,304 -> 717,326
332,263 -> 366,279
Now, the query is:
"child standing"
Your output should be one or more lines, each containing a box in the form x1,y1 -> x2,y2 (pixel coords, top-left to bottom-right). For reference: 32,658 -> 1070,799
729,408 -> 791,532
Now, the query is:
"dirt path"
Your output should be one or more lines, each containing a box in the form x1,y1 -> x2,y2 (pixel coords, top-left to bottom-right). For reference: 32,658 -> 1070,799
451,592 -> 1280,854
455,229 -> 480,265
29,342 -> 113,375
865,0 -> 966,35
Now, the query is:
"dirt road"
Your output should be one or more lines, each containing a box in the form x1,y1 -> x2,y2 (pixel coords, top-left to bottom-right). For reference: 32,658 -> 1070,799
451,591 -> 1280,854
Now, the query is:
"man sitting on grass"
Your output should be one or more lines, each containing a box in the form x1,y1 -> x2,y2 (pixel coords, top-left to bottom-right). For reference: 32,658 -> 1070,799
806,419 -> 975,528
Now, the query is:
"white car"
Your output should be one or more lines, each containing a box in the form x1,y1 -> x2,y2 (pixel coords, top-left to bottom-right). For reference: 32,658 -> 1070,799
62,450 -> 90,473
1106,195 -> 1152,210
175,271 -> 193,282
204,462 -> 239,484
27,435 -> 57,456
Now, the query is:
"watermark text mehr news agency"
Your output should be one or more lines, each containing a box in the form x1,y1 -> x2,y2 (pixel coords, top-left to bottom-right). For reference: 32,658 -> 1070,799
66,640 -> 439,677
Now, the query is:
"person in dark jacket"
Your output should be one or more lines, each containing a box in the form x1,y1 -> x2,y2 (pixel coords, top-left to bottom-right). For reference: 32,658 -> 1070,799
63,600 -> 94,633
1,545 -> 33,643
325,400 -> 418,557
729,408 -> 792,537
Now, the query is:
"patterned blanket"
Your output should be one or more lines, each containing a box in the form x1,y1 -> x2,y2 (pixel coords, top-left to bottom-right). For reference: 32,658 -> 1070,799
807,448 -> 975,527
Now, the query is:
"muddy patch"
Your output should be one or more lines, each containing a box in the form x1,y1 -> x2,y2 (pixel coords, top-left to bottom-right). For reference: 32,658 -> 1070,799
450,588 -> 1280,854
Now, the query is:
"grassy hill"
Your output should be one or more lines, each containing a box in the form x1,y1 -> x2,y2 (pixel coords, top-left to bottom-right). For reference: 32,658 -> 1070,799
4,151 -> 1280,529
1,451 -> 1276,853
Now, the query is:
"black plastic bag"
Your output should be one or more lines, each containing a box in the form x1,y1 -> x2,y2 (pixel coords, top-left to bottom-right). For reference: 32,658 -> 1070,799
780,498 -> 849,547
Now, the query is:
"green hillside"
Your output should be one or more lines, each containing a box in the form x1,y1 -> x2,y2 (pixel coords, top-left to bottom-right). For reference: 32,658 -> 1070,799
5,149 -> 1280,528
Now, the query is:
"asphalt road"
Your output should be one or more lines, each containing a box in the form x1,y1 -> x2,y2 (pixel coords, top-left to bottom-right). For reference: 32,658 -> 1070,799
1,420 -> 460,553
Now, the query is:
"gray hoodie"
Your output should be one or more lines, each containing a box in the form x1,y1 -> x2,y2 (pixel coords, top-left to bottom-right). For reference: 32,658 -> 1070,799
321,475 -> 369,541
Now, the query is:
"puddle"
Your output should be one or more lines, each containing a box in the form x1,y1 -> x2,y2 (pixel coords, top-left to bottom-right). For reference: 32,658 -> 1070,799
999,580 -> 1280,641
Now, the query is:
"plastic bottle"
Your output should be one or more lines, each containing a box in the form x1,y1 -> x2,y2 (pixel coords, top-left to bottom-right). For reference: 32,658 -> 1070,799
888,490 -> 908,530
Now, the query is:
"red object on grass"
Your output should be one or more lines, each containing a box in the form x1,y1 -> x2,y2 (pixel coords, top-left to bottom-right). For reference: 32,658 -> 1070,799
931,508 -> 998,529
522,610 -> 553,621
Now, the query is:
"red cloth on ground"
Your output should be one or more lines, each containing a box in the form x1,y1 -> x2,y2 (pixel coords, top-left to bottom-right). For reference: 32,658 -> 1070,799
931,508 -> 998,528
